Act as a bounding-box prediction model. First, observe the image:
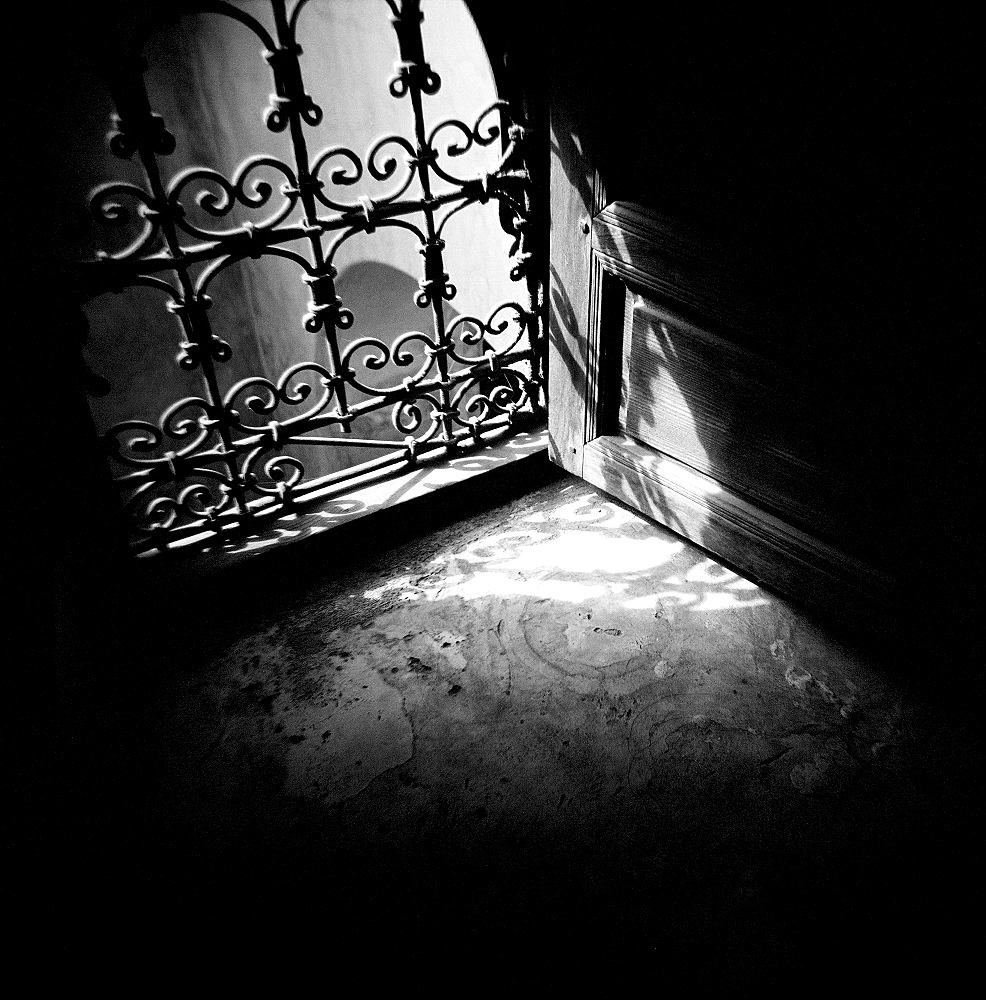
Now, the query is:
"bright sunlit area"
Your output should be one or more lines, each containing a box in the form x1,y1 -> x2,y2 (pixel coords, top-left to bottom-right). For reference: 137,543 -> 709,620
70,0 -> 538,553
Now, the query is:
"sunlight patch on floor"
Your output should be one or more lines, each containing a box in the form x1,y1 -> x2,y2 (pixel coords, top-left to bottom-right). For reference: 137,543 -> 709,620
362,490 -> 769,613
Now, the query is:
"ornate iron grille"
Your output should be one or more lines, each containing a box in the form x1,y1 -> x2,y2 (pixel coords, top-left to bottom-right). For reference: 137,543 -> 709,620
75,0 -> 543,553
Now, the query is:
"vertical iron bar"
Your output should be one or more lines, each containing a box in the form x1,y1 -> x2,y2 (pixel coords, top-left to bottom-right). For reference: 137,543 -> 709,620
391,0 -> 456,451
268,0 -> 353,431
105,40 -> 251,522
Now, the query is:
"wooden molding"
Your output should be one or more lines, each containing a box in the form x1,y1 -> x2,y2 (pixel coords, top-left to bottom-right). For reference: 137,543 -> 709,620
591,201 -> 790,349
583,435 -> 895,615
546,101 -> 607,477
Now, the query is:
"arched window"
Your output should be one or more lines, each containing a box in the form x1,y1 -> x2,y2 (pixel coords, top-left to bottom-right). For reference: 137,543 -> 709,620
62,0 -> 542,553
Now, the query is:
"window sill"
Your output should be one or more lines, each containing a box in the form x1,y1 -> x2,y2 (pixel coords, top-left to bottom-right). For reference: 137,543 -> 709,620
131,423 -> 554,590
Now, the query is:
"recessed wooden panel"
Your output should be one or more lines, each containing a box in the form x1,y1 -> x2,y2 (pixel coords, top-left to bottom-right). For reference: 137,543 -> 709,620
621,296 -> 861,549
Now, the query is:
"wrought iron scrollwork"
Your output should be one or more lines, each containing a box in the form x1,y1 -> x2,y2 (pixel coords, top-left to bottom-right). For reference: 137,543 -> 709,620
75,0 -> 544,552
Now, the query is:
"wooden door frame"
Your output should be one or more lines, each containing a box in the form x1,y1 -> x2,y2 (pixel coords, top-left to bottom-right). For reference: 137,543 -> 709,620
548,129 -> 894,618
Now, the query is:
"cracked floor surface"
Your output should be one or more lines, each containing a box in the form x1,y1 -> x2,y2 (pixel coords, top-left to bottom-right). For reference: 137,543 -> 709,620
31,471 -> 979,989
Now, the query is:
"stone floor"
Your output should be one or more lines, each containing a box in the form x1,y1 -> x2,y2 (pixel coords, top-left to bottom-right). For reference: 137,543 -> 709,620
27,461 -> 979,989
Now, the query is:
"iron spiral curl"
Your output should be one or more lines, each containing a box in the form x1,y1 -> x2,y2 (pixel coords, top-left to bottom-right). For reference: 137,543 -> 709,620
78,0 -> 543,551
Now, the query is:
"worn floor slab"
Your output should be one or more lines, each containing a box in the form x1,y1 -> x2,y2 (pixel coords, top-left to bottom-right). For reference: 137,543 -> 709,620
34,472 -> 979,989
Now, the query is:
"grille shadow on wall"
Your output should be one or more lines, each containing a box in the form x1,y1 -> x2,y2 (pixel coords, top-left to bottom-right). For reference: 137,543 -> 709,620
73,0 -> 543,553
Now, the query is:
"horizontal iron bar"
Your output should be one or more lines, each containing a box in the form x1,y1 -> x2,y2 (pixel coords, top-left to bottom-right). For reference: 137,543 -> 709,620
131,414 -> 528,550
80,184 -> 496,294
111,349 -> 535,481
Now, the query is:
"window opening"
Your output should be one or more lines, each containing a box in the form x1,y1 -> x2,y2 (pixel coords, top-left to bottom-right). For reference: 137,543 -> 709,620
71,0 -> 543,554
